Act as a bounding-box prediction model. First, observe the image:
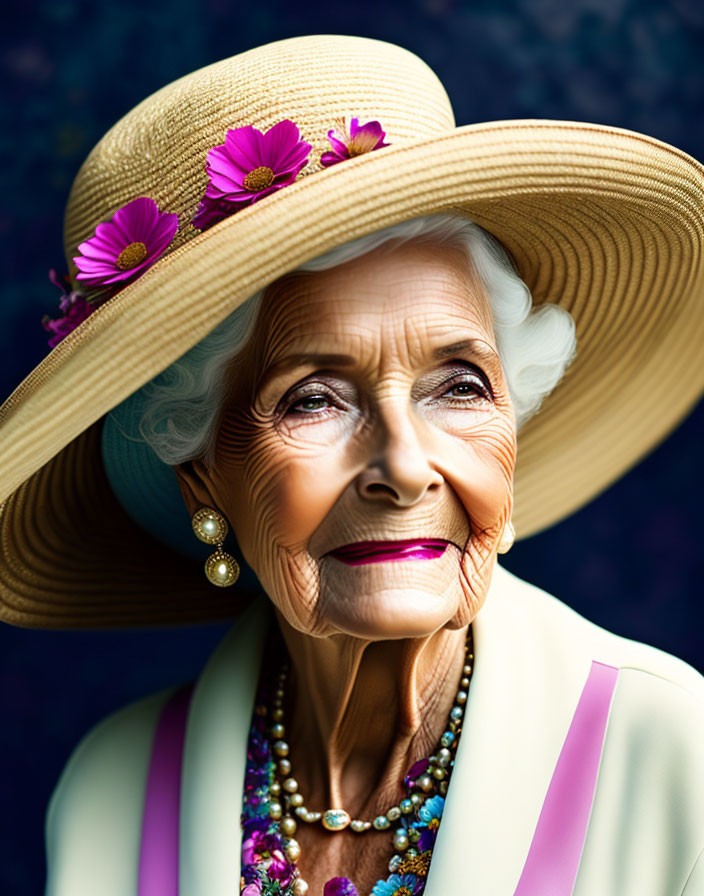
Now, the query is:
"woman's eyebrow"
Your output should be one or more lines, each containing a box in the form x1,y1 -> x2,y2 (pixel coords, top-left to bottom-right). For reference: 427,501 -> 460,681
255,353 -> 356,395
432,338 -> 498,364
258,338 -> 498,393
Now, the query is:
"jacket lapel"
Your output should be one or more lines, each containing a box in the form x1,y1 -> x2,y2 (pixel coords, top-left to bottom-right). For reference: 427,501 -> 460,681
178,563 -> 595,895
179,596 -> 272,896
425,563 -> 595,895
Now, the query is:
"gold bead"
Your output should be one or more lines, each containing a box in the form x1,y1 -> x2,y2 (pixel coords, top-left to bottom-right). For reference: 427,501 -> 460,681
417,774 -> 434,792
281,816 -> 297,836
192,507 -> 229,544
204,549 -> 239,587
292,875 -> 307,895
285,838 -> 302,862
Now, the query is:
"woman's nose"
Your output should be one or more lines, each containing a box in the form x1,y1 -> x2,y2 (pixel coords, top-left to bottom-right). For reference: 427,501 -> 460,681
356,402 -> 443,507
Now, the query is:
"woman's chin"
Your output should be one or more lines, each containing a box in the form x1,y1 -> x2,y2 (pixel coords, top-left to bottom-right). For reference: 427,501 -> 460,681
316,552 -> 463,639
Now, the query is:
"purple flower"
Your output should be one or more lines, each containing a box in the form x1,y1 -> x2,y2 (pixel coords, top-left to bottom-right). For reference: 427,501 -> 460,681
41,269 -> 98,348
417,826 -> 437,853
73,196 -> 178,288
320,117 -> 390,167
403,758 -> 429,790
241,884 -> 262,896
324,877 -> 360,896
241,811 -> 271,836
247,730 -> 272,763
242,830 -> 287,874
192,120 -> 311,231
267,858 -> 296,886
245,767 -> 270,792
242,862 -> 261,884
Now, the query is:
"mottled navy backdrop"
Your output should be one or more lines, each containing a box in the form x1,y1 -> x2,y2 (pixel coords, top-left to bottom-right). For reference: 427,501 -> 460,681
2,1 -> 704,892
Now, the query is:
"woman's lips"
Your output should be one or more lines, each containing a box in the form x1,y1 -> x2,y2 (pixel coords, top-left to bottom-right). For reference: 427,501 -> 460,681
327,538 -> 450,566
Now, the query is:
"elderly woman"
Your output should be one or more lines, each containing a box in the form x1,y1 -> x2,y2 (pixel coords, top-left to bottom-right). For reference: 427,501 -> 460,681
1,34 -> 703,896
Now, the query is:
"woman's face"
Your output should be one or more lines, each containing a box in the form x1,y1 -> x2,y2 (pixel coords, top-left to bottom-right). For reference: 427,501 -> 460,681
180,239 -> 517,640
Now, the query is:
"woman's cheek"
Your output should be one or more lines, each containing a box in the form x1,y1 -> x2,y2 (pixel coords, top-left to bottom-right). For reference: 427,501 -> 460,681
447,425 -> 516,628
449,436 -> 515,536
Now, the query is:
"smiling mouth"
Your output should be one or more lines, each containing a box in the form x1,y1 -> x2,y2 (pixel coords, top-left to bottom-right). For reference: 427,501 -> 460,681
327,538 -> 450,566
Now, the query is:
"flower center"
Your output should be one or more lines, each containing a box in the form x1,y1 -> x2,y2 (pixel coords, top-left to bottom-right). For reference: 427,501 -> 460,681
399,850 -> 432,876
116,241 -> 147,270
243,166 -> 275,191
428,818 -> 439,831
396,888 -> 411,896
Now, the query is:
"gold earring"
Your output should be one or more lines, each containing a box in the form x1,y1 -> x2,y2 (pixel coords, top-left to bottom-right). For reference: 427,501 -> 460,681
191,507 -> 240,587
497,520 -> 515,554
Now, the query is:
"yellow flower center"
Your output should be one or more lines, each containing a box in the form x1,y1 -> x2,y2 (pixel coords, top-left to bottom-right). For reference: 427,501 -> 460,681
396,888 -> 411,896
116,241 -> 147,270
399,850 -> 432,876
243,166 -> 275,191
347,132 -> 380,156
428,818 -> 439,831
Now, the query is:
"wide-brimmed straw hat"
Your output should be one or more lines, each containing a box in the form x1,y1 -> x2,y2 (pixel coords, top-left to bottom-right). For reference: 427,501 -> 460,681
1,33 -> 703,629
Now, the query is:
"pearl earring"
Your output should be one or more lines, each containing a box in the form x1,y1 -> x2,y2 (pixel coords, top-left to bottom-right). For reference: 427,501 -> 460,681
497,520 -> 515,554
191,507 -> 240,587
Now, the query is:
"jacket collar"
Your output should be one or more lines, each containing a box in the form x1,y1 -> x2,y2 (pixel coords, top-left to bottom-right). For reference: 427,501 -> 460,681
178,562 -> 597,895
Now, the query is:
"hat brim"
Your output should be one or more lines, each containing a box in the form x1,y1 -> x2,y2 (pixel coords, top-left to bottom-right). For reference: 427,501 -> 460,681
1,119 -> 703,627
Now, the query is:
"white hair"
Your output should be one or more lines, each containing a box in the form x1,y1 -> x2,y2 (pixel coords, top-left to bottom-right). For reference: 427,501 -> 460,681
131,212 -> 577,467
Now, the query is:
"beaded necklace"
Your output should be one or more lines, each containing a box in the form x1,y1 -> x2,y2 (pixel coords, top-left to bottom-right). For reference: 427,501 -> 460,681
240,627 -> 474,896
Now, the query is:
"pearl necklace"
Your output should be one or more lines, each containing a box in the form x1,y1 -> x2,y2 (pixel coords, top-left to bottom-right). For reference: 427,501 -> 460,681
240,626 -> 474,896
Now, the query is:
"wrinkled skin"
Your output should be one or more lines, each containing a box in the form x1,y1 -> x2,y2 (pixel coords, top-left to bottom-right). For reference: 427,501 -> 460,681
173,239 -> 517,894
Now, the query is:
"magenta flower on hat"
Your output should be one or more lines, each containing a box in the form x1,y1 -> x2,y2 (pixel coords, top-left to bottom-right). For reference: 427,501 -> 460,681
41,269 -> 99,348
320,117 -> 390,167
73,196 -> 179,288
192,119 -> 312,232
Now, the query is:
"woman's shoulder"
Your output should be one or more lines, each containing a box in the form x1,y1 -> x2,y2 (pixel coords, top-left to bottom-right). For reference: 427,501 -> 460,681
492,565 -> 704,892
493,561 -> 704,705
44,685 -> 177,896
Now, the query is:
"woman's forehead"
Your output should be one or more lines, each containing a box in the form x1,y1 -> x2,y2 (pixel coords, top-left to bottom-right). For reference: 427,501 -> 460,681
254,241 -> 495,356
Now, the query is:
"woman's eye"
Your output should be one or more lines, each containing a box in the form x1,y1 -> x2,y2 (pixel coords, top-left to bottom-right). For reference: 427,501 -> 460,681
282,371 -> 492,421
288,393 -> 332,413
440,375 -> 492,402
283,388 -> 338,417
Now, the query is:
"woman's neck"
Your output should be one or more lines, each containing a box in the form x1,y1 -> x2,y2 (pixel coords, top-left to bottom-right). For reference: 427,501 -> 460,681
272,611 -> 470,819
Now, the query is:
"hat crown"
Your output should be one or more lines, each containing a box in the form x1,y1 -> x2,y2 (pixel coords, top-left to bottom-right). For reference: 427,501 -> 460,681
63,34 -> 455,283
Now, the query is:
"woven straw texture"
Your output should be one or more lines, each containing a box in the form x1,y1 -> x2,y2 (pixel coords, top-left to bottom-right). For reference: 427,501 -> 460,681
1,34 -> 703,628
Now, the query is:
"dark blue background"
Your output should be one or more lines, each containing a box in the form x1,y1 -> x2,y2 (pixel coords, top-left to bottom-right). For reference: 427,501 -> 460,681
2,1 -> 704,892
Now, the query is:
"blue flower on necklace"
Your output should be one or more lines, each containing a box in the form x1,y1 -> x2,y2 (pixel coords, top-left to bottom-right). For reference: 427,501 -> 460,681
418,795 -> 444,827
370,873 -> 424,896
415,794 -> 445,851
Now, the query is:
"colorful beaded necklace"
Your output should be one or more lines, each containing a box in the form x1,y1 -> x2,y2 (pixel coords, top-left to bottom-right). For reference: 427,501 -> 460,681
239,626 -> 474,896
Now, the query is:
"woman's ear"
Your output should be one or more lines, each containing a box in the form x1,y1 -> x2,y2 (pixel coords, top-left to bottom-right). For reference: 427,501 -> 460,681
171,459 -> 217,518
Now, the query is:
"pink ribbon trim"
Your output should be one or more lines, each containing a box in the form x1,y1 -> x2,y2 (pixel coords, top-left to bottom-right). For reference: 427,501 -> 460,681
137,683 -> 194,896
513,660 -> 619,896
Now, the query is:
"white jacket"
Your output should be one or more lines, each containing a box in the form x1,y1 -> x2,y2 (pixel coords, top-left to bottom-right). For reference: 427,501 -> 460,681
44,562 -> 704,895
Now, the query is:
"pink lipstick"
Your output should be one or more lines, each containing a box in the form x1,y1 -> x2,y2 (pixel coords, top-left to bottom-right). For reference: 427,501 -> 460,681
328,538 -> 449,566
